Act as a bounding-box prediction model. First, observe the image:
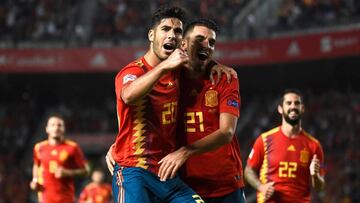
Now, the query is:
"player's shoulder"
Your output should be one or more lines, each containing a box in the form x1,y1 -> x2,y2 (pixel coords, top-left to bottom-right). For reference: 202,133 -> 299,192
64,139 -> 80,147
85,182 -> 97,189
302,130 -> 320,144
34,140 -> 49,150
260,126 -> 280,139
116,58 -> 145,76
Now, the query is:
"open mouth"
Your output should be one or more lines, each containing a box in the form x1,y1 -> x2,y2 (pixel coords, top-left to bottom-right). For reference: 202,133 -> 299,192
163,43 -> 175,51
197,50 -> 209,61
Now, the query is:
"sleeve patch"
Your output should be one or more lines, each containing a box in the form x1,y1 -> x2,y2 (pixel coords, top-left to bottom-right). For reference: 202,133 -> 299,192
227,99 -> 239,108
123,74 -> 137,84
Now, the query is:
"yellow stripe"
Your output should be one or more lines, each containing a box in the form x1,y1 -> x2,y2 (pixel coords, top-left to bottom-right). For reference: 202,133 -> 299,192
303,130 -> 320,144
257,192 -> 265,203
64,139 -> 77,146
132,99 -> 148,169
261,127 -> 279,139
258,127 -> 279,202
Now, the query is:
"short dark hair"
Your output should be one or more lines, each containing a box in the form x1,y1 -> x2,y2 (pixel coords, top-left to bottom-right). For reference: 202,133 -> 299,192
183,18 -> 220,37
279,89 -> 304,106
46,113 -> 65,123
151,6 -> 187,28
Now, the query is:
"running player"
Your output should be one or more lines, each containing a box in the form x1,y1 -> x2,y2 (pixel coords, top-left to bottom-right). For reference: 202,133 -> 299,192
30,114 -> 89,203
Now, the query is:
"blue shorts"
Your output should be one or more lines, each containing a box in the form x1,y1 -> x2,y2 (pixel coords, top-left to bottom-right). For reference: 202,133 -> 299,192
112,164 -> 203,203
203,188 -> 246,203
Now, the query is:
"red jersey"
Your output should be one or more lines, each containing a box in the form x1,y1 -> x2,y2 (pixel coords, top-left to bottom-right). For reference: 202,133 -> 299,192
247,127 -> 325,203
78,182 -> 112,203
33,139 -> 87,203
113,57 -> 179,174
180,73 -> 244,198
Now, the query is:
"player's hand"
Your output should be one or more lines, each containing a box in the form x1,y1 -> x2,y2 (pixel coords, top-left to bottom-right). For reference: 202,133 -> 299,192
54,167 -> 71,178
258,182 -> 275,201
310,154 -> 320,176
30,179 -> 39,191
160,48 -> 189,72
210,63 -> 237,85
30,179 -> 44,191
158,146 -> 190,181
105,146 -> 116,175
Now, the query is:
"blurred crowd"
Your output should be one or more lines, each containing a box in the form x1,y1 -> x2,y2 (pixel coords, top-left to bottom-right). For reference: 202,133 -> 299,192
272,0 -> 360,32
1,0 -> 359,46
0,0 -> 247,46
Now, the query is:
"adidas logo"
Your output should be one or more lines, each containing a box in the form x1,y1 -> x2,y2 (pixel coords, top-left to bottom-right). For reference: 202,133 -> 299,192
287,145 -> 296,151
167,81 -> 174,88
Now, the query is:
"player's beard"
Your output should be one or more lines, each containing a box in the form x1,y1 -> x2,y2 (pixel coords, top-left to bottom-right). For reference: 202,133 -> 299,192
284,109 -> 301,126
189,40 -> 207,73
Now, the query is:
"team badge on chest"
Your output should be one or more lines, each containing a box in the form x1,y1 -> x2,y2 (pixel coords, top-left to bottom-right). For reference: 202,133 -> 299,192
300,148 -> 310,165
205,89 -> 218,107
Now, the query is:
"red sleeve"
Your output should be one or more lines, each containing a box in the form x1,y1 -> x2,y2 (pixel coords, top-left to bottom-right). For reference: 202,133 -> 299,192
247,136 -> 265,170
71,144 -> 87,169
115,65 -> 145,100
219,77 -> 240,117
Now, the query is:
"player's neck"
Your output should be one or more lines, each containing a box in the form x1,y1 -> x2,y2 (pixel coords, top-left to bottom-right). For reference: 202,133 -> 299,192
281,121 -> 302,138
48,136 -> 64,145
144,49 -> 161,68
185,68 -> 205,79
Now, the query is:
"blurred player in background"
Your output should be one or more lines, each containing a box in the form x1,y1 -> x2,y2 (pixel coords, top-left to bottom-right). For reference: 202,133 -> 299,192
244,89 -> 325,202
157,18 -> 245,203
30,114 -> 90,203
79,169 -> 112,203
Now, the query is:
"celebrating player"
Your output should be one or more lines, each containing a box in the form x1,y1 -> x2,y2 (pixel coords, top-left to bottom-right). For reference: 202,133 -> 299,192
157,18 -> 246,203
244,89 -> 325,202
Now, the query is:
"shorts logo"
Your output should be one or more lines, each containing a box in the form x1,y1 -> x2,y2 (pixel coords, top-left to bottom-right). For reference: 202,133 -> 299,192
227,99 -> 239,108
205,90 -> 218,107
123,74 -> 137,84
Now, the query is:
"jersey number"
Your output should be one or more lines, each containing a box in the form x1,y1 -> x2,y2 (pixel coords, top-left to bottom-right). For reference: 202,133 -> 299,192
186,112 -> 204,132
162,102 -> 177,125
279,161 -> 297,178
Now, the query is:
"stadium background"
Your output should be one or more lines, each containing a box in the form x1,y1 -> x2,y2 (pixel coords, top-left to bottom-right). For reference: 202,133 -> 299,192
0,0 -> 359,202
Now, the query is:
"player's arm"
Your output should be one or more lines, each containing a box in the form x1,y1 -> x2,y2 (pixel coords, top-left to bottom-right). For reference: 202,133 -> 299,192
244,165 -> 275,200
55,162 -> 90,178
121,49 -> 188,104
105,144 -> 116,175
158,112 -> 237,181
30,164 -> 40,190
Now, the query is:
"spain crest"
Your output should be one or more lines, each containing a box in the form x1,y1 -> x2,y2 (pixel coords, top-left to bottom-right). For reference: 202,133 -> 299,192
300,149 -> 310,164
59,150 -> 69,162
205,90 -> 218,107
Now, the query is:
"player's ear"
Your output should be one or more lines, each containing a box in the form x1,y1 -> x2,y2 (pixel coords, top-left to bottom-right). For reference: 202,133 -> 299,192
148,29 -> 154,42
181,39 -> 187,50
277,104 -> 283,115
300,104 -> 305,114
